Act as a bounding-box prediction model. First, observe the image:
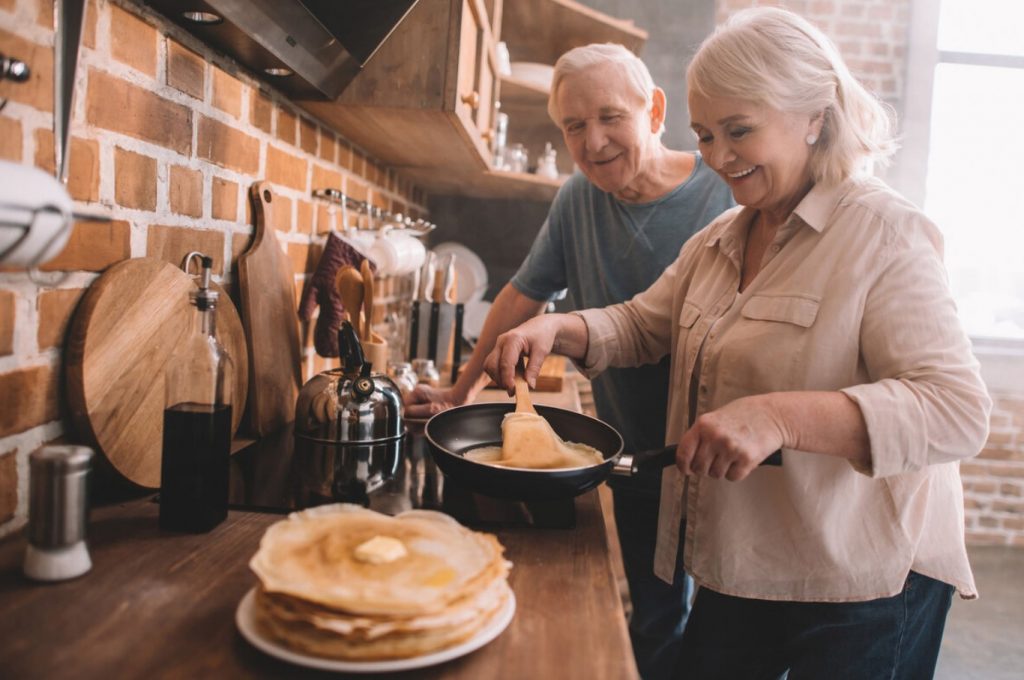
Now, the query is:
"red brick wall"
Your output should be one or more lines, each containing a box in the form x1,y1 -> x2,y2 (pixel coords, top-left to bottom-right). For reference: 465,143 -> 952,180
0,0 -> 427,535
716,0 -> 910,107
963,394 -> 1024,547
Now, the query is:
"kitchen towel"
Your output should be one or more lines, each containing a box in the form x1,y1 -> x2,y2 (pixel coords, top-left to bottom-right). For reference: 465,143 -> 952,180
299,232 -> 376,357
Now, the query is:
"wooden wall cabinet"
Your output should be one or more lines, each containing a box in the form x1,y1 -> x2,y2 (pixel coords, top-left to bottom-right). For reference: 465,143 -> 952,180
299,0 -> 496,188
299,0 -> 647,202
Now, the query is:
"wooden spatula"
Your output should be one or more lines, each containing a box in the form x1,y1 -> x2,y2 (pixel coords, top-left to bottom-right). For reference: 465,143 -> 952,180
500,368 -> 604,469
360,259 -> 374,342
513,372 -> 537,415
335,265 -> 364,337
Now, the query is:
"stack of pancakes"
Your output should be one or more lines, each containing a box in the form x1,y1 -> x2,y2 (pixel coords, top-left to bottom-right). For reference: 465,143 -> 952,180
249,504 -> 513,660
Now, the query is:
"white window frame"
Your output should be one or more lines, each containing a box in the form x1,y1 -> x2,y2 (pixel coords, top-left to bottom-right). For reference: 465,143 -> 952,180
897,0 -> 1024,392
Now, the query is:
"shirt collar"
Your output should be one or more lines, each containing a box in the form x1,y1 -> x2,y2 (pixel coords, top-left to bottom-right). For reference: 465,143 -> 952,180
706,206 -> 757,266
707,205 -> 755,247
792,180 -> 853,233
706,179 -> 853,248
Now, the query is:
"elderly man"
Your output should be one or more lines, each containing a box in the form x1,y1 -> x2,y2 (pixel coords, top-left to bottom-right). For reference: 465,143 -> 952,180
406,43 -> 733,679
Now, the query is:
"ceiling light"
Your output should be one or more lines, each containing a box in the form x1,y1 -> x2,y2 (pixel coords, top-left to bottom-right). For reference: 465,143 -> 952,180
264,67 -> 293,77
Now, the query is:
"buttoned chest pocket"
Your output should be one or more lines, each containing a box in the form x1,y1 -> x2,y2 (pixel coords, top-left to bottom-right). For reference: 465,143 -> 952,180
730,294 -> 822,391
740,294 -> 820,327
679,300 -> 702,329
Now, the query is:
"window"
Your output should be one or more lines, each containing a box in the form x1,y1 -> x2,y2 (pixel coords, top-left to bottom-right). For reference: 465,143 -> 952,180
904,0 -> 1024,342
927,0 -> 1024,341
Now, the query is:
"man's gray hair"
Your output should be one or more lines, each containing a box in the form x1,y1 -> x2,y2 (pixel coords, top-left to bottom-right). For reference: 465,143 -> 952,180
547,43 -> 664,137
687,7 -> 896,185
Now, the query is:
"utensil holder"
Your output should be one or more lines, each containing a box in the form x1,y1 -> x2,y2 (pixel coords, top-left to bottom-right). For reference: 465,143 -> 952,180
362,332 -> 389,373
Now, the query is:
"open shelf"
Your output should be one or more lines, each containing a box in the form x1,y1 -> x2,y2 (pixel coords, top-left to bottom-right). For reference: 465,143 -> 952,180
406,166 -> 565,201
501,0 -> 647,64
499,74 -> 550,107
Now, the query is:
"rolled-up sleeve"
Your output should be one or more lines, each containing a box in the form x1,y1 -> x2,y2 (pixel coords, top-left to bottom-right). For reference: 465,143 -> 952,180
572,250 -> 687,377
840,213 -> 992,478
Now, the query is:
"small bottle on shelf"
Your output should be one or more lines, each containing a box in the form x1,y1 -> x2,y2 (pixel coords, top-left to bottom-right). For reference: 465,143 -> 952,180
493,111 -> 509,169
535,142 -> 559,179
159,254 -> 234,533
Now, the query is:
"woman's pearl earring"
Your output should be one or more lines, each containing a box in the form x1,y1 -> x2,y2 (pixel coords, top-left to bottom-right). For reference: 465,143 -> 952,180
806,134 -> 818,145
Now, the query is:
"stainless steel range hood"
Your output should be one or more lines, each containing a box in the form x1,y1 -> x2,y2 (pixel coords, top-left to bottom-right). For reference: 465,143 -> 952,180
144,0 -> 420,99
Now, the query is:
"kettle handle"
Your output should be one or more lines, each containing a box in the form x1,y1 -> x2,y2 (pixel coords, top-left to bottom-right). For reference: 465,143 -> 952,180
338,321 -> 365,374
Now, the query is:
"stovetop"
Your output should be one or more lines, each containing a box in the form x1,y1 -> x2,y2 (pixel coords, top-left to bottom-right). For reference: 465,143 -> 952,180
227,423 -> 577,529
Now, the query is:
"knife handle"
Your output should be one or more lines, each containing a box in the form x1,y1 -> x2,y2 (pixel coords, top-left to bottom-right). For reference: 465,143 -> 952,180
428,302 -> 440,364
451,303 -> 464,384
409,300 -> 420,359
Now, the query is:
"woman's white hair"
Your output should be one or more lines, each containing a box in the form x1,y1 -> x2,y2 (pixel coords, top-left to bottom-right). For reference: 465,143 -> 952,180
687,7 -> 897,186
547,43 -> 664,137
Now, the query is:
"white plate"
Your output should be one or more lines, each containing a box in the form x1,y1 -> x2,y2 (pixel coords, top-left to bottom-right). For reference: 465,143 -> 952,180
235,587 -> 516,673
432,242 -> 489,304
463,300 -> 492,341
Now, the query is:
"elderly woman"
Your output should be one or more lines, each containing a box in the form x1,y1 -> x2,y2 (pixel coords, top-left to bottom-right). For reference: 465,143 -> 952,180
485,8 -> 991,679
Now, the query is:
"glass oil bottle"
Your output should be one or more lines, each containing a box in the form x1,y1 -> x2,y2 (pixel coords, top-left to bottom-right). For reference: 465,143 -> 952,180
159,254 -> 233,532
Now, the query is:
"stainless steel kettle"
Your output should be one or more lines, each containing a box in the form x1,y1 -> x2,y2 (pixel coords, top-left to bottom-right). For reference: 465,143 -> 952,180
293,321 -> 404,506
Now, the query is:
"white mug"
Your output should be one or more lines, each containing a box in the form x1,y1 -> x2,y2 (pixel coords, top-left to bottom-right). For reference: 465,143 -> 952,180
368,228 -> 427,276
0,161 -> 73,268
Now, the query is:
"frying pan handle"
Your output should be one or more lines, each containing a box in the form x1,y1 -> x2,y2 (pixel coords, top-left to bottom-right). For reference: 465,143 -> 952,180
613,446 -> 783,479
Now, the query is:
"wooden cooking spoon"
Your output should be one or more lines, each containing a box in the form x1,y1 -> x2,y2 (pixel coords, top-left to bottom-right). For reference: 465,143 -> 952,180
360,258 -> 374,341
513,372 -> 537,415
335,265 -> 364,336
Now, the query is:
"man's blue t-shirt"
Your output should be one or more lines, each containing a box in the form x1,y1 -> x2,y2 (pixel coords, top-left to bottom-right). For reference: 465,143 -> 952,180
511,154 -> 735,474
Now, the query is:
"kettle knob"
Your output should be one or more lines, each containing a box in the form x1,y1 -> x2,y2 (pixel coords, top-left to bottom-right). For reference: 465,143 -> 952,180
352,376 -> 375,401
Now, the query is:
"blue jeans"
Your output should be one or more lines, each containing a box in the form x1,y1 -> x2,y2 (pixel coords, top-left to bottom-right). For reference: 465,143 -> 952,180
612,485 -> 695,680
674,571 -> 955,680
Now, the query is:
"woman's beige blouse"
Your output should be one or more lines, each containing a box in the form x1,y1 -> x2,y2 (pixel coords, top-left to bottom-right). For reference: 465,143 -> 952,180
576,176 -> 991,601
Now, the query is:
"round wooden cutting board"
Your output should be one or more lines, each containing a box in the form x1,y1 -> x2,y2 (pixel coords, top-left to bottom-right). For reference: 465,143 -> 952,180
65,258 -> 248,489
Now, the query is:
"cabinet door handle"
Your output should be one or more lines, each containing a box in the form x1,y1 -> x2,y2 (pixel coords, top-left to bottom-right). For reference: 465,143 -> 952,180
461,91 -> 480,109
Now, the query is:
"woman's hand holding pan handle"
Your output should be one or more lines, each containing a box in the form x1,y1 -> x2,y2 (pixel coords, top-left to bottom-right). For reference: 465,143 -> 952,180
677,395 -> 788,482
677,391 -> 870,481
484,313 -> 589,395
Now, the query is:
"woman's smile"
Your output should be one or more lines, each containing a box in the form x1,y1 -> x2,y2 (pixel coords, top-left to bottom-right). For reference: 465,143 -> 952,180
726,166 -> 756,179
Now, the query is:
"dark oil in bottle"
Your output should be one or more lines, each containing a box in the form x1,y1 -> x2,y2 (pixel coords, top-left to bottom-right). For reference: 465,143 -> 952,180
159,402 -> 232,532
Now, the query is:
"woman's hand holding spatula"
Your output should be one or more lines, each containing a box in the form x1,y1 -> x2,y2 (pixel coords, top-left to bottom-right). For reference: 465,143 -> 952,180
484,312 -> 589,394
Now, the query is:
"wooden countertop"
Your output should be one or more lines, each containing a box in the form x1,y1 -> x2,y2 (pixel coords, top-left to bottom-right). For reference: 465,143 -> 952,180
0,494 -> 635,679
0,375 -> 637,679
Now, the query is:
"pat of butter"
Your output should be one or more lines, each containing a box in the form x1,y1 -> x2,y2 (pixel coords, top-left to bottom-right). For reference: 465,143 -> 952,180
353,535 -> 407,564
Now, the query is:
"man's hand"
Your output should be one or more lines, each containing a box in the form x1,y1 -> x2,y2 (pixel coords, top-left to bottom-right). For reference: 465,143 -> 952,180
403,383 -> 468,420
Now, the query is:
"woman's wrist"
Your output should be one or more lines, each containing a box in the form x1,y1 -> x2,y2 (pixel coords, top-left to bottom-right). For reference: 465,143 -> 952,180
553,313 -> 590,359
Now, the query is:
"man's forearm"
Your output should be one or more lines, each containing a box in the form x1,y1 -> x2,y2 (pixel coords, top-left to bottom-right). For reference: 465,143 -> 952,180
449,283 -> 548,401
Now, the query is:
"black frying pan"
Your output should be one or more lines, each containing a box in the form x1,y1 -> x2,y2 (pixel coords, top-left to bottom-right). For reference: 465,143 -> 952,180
424,403 -> 783,501
425,404 -> 653,501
